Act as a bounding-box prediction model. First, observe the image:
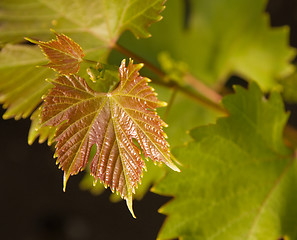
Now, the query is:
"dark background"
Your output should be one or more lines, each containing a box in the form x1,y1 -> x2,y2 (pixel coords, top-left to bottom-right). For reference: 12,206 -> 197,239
1,0 -> 297,239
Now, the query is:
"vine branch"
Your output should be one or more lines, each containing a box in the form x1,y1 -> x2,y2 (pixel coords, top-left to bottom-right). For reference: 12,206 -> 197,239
163,87 -> 178,121
113,43 -> 297,150
114,43 -> 227,115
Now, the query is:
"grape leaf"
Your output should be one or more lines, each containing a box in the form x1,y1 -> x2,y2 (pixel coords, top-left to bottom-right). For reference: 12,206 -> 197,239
41,59 -> 179,216
118,0 -> 295,91
79,82 -> 220,200
80,159 -> 166,202
0,44 -> 55,120
25,33 -> 85,75
0,0 -> 166,120
0,0 -> 166,44
28,107 -> 56,145
153,83 -> 297,239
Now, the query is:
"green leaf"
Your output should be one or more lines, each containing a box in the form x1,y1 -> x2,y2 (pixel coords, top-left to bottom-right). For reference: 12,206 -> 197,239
0,0 -> 165,44
0,0 -> 166,120
0,44 -> 54,120
153,83 -> 297,239
86,63 -> 120,93
28,107 -> 56,145
41,59 -> 179,217
118,0 -> 295,91
155,86 -> 221,147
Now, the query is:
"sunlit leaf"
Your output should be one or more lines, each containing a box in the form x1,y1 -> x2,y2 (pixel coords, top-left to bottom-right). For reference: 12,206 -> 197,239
0,0 -> 166,44
28,107 -> 56,145
119,0 -> 295,91
26,33 -> 85,75
0,44 -> 54,120
153,83 -> 297,239
79,82 -> 220,200
81,159 -> 166,202
41,59 -> 179,216
0,0 -> 166,119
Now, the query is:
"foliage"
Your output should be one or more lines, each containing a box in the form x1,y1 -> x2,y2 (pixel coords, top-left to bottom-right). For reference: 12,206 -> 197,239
39,51 -> 179,215
118,0 -> 295,90
25,32 -> 85,75
0,0 -> 165,120
1,0 -> 297,238
0,44 -> 54,119
153,84 -> 297,239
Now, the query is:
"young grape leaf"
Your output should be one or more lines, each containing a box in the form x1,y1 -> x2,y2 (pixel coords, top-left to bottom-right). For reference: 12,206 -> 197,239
80,159 -> 166,202
41,59 -> 179,217
25,33 -> 85,75
0,0 -> 166,121
79,82 -> 220,200
153,83 -> 297,239
119,0 -> 295,91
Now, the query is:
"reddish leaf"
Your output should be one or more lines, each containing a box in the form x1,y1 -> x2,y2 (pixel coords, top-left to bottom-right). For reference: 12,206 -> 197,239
25,33 -> 85,75
41,59 -> 179,216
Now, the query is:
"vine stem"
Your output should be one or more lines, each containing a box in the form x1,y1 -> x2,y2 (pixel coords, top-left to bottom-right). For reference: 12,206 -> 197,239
184,73 -> 222,103
163,87 -> 178,121
83,58 -> 98,65
113,44 -> 166,78
113,43 -> 227,115
112,43 -> 297,149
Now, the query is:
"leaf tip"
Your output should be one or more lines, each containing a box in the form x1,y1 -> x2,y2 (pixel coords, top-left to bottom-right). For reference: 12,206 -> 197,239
63,172 -> 70,192
162,133 -> 168,139
158,206 -> 165,214
126,195 -> 136,219
2,113 -> 9,120
24,37 -> 39,45
93,179 -> 97,187
28,138 -> 33,146
121,58 -> 127,66
165,154 -> 181,172
24,37 -> 31,42
171,164 -> 181,172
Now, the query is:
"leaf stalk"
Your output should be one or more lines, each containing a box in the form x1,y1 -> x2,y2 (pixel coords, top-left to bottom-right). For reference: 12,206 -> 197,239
113,43 -> 297,151
113,43 -> 227,115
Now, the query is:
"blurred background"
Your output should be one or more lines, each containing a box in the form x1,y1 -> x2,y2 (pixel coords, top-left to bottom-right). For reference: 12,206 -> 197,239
1,0 -> 297,239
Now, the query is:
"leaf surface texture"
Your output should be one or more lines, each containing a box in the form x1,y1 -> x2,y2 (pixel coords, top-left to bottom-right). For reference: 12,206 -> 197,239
41,59 -> 179,215
153,83 -> 297,240
119,0 -> 295,90
0,0 -> 165,120
26,33 -> 85,75
0,45 -> 54,120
